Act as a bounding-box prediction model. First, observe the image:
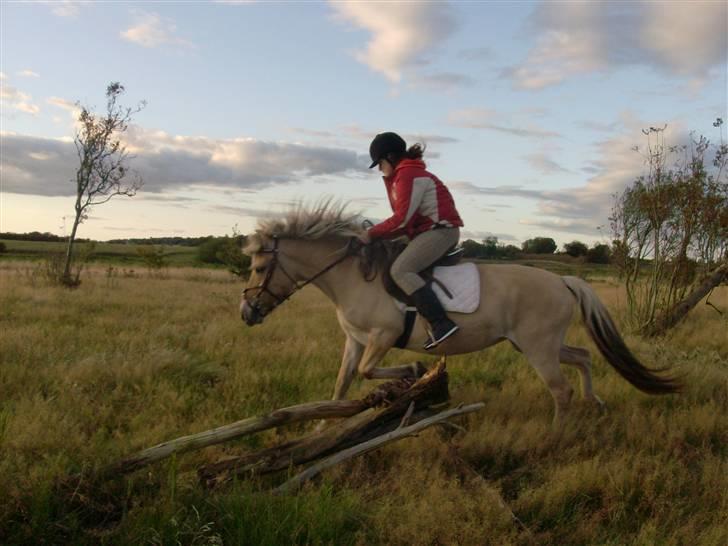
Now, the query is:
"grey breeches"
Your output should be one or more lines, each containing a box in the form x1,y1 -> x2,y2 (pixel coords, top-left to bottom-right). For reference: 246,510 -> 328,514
390,227 -> 460,295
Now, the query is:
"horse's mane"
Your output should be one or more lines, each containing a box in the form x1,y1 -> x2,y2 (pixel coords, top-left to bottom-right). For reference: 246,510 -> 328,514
243,199 -> 403,284
244,199 -> 364,255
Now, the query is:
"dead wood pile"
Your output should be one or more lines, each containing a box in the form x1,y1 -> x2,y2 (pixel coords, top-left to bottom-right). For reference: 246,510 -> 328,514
99,358 -> 482,492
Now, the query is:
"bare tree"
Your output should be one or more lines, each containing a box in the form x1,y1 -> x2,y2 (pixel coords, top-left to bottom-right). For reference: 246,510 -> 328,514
611,121 -> 727,335
61,82 -> 146,286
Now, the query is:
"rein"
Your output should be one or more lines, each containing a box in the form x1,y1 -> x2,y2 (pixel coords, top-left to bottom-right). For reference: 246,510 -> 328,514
243,237 -> 355,315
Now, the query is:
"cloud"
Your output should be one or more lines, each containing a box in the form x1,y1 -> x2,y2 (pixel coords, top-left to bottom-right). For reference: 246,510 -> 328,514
41,1 -> 84,17
205,204 -> 286,218
641,1 -> 727,77
121,11 -> 194,49
460,229 -> 519,244
137,194 -> 204,204
104,225 -> 181,234
0,80 -> 40,115
524,153 -> 571,175
289,128 -> 337,139
455,177 -> 612,238
1,128 -> 364,197
518,218 -> 607,236
288,125 -> 458,148
450,181 -> 549,201
18,70 -> 40,78
506,1 -> 727,90
524,116 -> 709,238
408,72 -> 477,92
47,96 -> 78,112
447,108 -> 562,139
329,1 -> 458,83
47,97 -> 81,122
576,120 -> 621,133
408,133 -> 459,145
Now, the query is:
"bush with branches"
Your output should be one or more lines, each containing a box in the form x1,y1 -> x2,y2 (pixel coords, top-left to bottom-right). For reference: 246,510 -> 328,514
611,120 -> 727,334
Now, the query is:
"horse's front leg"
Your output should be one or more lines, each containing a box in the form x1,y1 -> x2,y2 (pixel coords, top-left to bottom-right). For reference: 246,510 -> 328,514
332,334 -> 365,401
357,328 -> 423,380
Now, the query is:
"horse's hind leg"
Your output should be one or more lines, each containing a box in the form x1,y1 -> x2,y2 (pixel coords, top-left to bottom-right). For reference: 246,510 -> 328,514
519,339 -> 574,428
559,345 -> 604,407
522,341 -> 574,429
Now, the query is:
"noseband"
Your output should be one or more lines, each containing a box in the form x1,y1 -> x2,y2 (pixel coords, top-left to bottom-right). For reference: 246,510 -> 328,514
243,237 -> 355,317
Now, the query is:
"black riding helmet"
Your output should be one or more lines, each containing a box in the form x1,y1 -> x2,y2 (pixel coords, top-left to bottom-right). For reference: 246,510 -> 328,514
369,132 -> 406,168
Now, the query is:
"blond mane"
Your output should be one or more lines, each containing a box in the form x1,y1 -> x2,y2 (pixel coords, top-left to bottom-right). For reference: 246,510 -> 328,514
244,199 -> 363,254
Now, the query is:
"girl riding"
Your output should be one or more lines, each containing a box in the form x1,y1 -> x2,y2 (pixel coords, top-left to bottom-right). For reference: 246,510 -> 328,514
359,132 -> 464,350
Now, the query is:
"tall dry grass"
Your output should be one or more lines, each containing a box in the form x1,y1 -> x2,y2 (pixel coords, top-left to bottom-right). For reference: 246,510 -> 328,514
0,261 -> 726,545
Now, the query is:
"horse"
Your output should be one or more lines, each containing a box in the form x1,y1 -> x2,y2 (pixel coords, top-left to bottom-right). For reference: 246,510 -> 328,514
240,202 -> 680,427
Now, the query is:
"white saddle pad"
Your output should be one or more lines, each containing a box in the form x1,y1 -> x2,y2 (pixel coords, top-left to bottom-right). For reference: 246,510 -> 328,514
394,262 -> 481,314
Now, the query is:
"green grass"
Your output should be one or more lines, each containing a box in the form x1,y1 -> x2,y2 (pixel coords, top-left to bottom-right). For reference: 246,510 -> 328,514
0,261 -> 726,545
1,239 -> 200,267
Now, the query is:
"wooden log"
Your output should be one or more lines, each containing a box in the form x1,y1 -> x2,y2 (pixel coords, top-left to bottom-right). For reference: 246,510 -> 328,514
198,407 -> 440,488
103,360 -> 445,480
274,402 -> 485,495
101,399 -> 368,478
198,360 -> 450,487
642,262 -> 728,337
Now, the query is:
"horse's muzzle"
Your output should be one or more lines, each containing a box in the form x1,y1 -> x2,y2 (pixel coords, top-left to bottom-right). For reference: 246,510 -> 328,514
241,300 -> 264,326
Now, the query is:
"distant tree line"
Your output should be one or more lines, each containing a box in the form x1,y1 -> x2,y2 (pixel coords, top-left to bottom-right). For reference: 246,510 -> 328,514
0,231 -> 90,243
460,237 -> 522,259
460,236 -> 611,264
563,240 -> 612,264
107,236 -> 212,246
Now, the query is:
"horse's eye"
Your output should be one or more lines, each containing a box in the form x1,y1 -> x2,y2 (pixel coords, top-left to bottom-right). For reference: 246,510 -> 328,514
255,266 -> 266,274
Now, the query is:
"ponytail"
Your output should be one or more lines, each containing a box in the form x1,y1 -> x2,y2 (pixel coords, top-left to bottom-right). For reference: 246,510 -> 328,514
404,143 -> 425,160
388,142 -> 426,165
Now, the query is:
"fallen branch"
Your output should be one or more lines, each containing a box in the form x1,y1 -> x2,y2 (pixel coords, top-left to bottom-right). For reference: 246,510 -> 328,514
198,361 -> 449,487
274,402 -> 485,495
643,262 -> 728,337
101,399 -> 368,478
104,359 -> 448,483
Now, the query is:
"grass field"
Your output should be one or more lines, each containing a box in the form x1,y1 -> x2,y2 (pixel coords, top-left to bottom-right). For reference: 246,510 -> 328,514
0,239 -> 200,267
0,260 -> 726,545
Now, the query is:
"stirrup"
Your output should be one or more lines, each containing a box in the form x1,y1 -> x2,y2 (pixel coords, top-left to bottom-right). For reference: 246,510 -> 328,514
423,324 -> 460,350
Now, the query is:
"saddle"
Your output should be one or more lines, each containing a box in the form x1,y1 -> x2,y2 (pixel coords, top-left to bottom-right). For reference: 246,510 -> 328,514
358,239 -> 464,306
354,238 -> 479,349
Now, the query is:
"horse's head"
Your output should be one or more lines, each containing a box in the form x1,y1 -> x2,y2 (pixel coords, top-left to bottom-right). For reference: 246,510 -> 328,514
240,233 -> 360,326
240,236 -> 298,326
240,201 -> 367,325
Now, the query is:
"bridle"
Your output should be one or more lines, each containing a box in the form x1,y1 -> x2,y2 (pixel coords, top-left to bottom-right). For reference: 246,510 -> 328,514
242,236 -> 354,317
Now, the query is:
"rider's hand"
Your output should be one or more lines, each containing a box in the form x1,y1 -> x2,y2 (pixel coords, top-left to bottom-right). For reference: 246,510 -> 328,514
358,231 -> 372,245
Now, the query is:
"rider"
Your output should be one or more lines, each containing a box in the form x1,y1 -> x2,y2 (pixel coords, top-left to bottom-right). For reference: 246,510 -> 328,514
359,132 -> 464,350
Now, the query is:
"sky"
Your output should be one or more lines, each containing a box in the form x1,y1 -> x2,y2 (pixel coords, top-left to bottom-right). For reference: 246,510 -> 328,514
1,0 -> 726,247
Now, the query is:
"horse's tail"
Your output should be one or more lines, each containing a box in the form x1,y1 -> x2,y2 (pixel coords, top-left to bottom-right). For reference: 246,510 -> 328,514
562,276 -> 681,394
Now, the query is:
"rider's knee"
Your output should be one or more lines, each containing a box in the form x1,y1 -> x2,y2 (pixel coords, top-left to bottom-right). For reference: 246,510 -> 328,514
389,261 -> 406,283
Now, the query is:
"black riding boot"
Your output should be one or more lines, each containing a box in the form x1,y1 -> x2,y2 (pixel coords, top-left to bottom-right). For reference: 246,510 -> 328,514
410,285 -> 460,350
